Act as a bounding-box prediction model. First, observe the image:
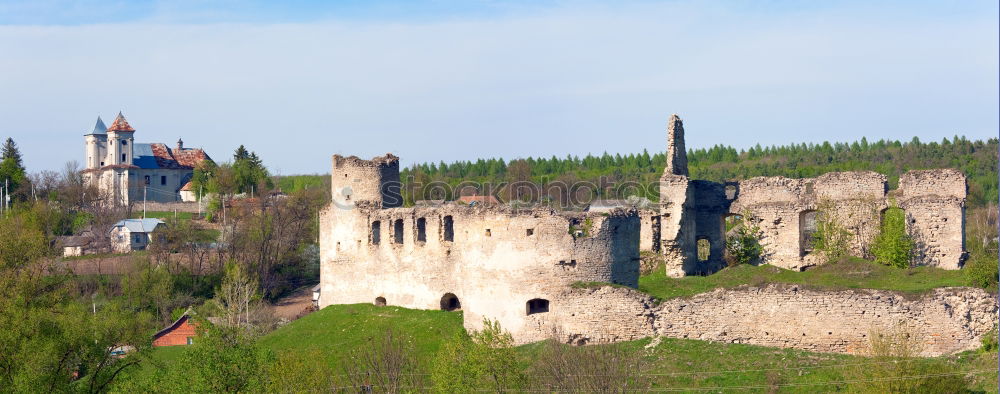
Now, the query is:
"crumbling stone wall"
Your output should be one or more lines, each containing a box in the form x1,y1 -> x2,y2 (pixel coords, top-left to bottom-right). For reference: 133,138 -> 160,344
898,169 -> 967,269
331,154 -> 402,209
320,154 -> 643,343
653,284 -> 996,356
655,115 -> 966,274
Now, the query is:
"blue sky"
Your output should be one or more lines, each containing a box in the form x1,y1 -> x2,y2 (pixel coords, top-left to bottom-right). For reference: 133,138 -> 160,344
1,0 -> 997,174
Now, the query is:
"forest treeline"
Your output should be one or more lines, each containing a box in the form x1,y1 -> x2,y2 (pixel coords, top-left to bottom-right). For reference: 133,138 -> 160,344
390,135 -> 998,207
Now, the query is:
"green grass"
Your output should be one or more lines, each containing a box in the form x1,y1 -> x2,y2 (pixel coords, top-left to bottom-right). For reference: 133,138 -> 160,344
639,257 -> 970,300
253,304 -> 1000,392
257,303 -> 465,366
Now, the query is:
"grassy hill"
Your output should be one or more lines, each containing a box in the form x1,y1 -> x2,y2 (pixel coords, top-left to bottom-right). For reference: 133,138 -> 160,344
255,303 -> 997,392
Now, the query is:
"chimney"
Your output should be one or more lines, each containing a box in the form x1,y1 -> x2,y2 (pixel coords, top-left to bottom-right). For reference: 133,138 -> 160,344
176,138 -> 184,152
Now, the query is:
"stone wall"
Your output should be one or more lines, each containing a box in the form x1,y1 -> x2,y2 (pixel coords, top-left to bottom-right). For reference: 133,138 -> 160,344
659,168 -> 964,274
320,157 -> 642,342
898,169 -> 967,269
653,284 -> 996,356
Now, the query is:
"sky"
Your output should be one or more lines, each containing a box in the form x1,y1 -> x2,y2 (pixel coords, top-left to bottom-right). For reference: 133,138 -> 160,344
1,0 -> 997,175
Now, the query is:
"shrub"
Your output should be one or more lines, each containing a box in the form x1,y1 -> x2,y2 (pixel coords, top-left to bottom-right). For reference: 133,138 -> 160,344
811,208 -> 852,264
965,255 -> 998,291
724,213 -> 764,266
981,325 -> 998,353
870,206 -> 915,268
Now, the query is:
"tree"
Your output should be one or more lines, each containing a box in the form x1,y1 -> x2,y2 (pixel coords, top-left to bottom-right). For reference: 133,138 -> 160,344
344,328 -> 422,392
431,319 -> 525,393
871,205 -> 915,268
0,137 -> 27,200
214,262 -> 264,329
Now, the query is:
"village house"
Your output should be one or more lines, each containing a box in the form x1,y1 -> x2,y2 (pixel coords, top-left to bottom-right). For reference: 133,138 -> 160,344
109,218 -> 165,253
152,312 -> 199,347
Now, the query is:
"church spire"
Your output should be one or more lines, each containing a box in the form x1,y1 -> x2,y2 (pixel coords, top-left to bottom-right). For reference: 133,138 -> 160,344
90,116 -> 107,134
107,111 -> 135,132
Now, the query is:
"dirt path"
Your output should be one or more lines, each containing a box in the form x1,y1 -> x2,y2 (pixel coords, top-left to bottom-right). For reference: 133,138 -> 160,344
270,286 -> 316,321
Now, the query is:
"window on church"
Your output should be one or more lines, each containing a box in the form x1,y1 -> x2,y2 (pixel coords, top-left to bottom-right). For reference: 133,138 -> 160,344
121,154 -> 126,162
144,176 -> 150,185
122,140 -> 127,145
161,176 -> 167,185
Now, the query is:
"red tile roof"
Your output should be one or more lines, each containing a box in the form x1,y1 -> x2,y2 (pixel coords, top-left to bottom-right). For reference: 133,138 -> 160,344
107,113 -> 135,132
149,143 -> 211,170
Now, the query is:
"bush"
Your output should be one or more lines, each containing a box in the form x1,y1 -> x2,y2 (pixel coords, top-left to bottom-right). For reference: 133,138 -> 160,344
724,213 -> 764,266
965,255 -> 998,291
871,206 -> 915,268
981,326 -> 998,353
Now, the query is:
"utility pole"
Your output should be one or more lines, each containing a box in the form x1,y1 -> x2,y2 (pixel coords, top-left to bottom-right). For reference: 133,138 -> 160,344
198,186 -> 202,219
143,185 -> 147,219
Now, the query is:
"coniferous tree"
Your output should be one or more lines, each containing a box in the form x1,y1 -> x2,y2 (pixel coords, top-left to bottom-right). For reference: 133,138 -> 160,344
0,137 -> 27,200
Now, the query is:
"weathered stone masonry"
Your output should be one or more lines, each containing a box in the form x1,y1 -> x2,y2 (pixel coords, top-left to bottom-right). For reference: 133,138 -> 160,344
318,114 -> 991,355
654,115 -> 968,275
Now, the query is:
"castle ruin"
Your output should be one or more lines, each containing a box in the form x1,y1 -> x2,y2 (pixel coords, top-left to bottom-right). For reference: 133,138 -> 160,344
318,115 -> 992,356
655,114 -> 968,275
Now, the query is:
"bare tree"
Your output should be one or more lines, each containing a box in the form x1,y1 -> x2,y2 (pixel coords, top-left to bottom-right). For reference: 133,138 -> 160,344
533,339 -> 649,393
344,328 -> 422,393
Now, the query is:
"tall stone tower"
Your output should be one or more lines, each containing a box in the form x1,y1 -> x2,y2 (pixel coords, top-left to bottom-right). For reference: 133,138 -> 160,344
106,112 -> 136,166
84,116 -> 108,169
664,114 -> 688,176
330,153 -> 402,210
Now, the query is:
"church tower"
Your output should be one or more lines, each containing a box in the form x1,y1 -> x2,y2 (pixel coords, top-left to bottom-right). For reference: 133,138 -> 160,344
84,116 -> 108,169
106,112 -> 136,166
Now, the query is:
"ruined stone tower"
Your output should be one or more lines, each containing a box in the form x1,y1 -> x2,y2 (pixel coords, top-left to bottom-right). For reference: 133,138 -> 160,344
665,114 -> 688,176
330,154 -> 403,209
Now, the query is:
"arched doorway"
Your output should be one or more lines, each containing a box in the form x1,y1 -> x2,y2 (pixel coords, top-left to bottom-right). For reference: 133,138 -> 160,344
375,296 -> 387,306
440,293 -> 461,311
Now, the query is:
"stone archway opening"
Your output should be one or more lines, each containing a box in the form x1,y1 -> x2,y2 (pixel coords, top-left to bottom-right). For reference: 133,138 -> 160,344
375,296 -> 387,306
440,293 -> 461,311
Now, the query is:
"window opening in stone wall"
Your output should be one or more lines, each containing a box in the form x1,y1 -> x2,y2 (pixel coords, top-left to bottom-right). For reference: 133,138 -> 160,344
440,293 -> 461,311
800,210 -> 819,255
121,154 -> 126,162
375,297 -> 386,306
725,184 -> 738,200
526,228 -> 534,236
443,216 -> 454,242
697,238 -> 711,261
371,221 -> 381,245
393,219 -> 404,244
416,217 -> 427,243
485,229 -> 491,237
526,298 -> 550,315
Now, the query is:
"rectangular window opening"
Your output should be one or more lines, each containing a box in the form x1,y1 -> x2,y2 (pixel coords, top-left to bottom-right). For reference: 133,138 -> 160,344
393,219 -> 404,244
371,221 -> 381,245
416,217 -> 427,243
443,216 -> 454,242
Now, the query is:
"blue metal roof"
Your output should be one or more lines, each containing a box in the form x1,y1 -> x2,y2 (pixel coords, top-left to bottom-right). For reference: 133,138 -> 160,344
110,218 -> 165,233
133,143 -> 160,169
86,116 -> 107,135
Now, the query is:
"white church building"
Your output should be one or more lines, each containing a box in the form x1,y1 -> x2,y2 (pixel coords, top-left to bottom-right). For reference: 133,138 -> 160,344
82,113 -> 212,205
